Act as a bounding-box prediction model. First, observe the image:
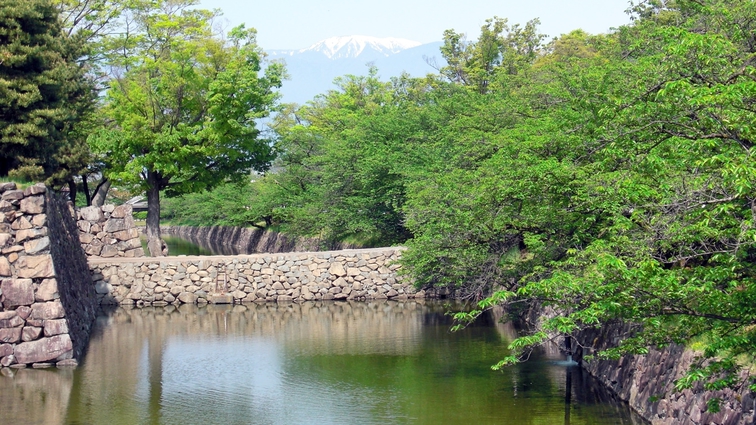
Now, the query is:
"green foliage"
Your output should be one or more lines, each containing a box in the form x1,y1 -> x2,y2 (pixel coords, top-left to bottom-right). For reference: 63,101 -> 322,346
0,0 -> 90,179
89,0 -> 283,253
413,0 -> 756,401
97,4 -> 282,194
161,180 -> 262,227
254,0 -> 756,404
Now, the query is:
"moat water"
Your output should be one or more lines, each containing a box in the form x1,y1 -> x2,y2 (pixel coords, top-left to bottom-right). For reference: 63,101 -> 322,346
0,301 -> 644,424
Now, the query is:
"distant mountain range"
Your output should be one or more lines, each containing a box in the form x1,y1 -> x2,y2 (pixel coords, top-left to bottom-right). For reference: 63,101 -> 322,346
267,35 -> 445,105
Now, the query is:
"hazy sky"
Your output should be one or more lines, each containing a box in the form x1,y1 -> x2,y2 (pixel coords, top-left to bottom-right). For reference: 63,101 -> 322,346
200,0 -> 633,50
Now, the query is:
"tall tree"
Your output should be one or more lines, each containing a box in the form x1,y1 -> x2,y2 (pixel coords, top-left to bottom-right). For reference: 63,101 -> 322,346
439,16 -> 545,93
52,0 -> 126,203
96,0 -> 283,256
0,0 -> 89,179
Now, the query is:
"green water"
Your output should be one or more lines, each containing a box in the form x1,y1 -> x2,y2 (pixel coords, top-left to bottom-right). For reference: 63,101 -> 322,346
0,301 -> 644,425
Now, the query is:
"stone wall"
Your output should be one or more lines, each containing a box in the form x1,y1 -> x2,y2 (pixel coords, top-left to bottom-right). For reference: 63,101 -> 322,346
88,247 -> 433,306
77,204 -> 143,258
161,225 -> 357,255
573,324 -> 755,425
0,183 -> 97,368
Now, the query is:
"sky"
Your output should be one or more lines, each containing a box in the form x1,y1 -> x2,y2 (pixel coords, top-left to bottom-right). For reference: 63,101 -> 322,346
199,0 -> 634,50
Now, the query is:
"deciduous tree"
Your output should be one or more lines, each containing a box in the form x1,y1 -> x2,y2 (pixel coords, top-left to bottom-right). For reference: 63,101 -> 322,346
96,0 -> 283,255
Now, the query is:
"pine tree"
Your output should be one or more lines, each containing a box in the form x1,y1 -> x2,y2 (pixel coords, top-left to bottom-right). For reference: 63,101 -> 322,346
0,0 -> 88,179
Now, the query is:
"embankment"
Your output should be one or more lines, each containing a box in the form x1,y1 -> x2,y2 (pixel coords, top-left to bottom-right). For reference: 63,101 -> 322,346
88,247 -> 437,306
0,183 -> 97,368
573,324 -> 754,425
161,225 -> 357,255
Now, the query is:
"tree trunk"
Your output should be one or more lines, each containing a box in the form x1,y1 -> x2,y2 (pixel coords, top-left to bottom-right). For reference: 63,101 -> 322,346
80,175 -> 91,206
66,179 -> 77,204
146,171 -> 164,257
91,178 -> 111,207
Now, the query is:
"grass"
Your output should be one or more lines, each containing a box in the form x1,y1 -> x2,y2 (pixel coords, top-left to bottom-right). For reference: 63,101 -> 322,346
0,177 -> 34,190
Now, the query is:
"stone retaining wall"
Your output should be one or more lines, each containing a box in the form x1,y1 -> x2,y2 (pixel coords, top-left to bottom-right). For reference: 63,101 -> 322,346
161,225 -> 357,255
88,247 -> 434,306
77,204 -> 143,258
0,183 -> 97,368
573,324 -> 755,425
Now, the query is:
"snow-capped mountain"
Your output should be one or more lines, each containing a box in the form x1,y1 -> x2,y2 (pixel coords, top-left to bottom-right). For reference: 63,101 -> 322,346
269,35 -> 422,59
266,36 -> 444,105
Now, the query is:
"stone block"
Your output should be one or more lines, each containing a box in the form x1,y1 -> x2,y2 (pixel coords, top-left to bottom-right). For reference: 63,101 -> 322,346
14,334 -> 73,364
177,292 -> 197,304
125,248 -> 144,257
11,216 -> 32,230
328,263 -> 347,277
0,256 -> 10,276
1,278 -> 34,307
43,319 -> 69,336
17,255 -> 55,279
209,294 -> 233,304
100,244 -> 119,258
111,204 -> 132,218
36,278 -> 58,302
79,232 -> 94,244
30,300 -> 65,320
0,312 -> 23,328
103,218 -> 127,233
24,236 -> 50,254
19,196 -> 44,214
22,326 -> 42,341
113,228 -> 139,241
31,214 -> 45,227
94,281 -> 111,294
0,233 -> 11,247
79,206 -> 104,222
0,354 -> 15,367
0,201 -> 13,213
56,358 -> 78,367
0,343 -> 12,357
85,241 -> 103,256
0,327 -> 22,343
16,306 -> 31,319
1,190 -> 24,202
0,182 -> 16,192
15,228 -> 46,243
24,184 -> 46,196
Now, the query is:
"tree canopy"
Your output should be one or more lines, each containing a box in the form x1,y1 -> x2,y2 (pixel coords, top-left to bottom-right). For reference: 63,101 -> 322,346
93,0 -> 284,255
0,0 -> 90,179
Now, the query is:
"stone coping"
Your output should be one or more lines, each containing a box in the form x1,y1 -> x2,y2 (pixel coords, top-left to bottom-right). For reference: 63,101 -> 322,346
87,246 -> 406,265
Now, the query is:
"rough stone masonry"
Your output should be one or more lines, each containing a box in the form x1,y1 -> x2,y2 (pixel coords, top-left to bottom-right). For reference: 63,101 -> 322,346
88,248 -> 431,306
0,183 -> 97,368
77,204 -> 144,258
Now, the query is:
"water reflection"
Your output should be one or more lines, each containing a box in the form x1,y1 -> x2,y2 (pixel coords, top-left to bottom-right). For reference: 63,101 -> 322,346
0,301 -> 645,425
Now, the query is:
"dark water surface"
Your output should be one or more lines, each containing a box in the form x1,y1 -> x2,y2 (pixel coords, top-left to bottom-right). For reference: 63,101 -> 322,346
0,301 -> 644,425
140,235 -> 219,256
